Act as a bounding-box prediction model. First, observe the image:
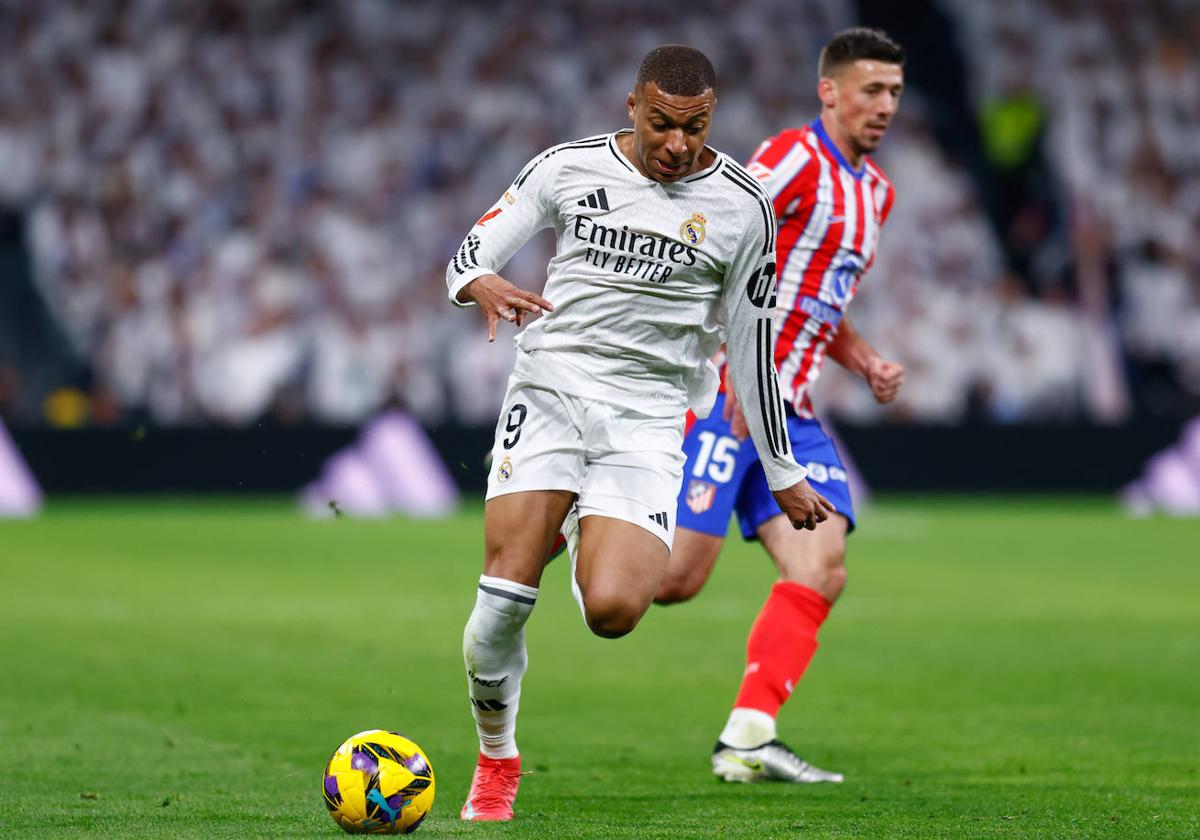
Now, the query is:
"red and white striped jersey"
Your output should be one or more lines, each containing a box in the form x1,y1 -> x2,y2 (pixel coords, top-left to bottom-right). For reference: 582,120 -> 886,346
746,120 -> 895,418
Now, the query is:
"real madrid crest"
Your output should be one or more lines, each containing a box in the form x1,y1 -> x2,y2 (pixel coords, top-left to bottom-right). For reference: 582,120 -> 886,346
497,456 -> 514,483
680,212 -> 707,246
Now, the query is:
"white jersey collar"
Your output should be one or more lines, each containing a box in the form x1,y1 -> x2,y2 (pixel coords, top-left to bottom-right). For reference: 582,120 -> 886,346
607,130 -> 726,185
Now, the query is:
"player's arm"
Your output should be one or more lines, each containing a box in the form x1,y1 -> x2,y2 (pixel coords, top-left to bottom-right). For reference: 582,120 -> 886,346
722,206 -> 834,531
445,154 -> 557,341
721,359 -> 750,440
721,134 -> 817,442
827,315 -> 904,404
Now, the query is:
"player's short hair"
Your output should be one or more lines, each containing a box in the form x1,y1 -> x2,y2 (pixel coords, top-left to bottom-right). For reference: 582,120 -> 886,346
818,27 -> 905,77
636,45 -> 717,97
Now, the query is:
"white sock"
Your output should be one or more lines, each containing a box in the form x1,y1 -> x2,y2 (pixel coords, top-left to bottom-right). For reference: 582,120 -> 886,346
719,707 -> 777,749
463,575 -> 537,759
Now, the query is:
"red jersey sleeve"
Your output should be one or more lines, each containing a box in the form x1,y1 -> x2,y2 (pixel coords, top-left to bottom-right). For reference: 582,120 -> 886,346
746,129 -> 817,220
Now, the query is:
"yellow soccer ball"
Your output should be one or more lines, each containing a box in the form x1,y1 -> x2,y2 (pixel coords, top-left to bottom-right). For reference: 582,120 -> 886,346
322,730 -> 435,834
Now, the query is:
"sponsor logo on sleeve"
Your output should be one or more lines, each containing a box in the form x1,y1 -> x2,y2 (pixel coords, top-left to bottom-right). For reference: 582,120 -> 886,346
745,261 -> 778,309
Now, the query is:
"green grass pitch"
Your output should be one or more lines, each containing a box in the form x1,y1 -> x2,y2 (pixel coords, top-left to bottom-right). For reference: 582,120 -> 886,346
1,496 -> 1197,838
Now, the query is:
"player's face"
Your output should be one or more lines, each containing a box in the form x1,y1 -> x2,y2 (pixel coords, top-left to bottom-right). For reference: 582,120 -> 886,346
626,82 -> 716,183
821,60 -> 904,158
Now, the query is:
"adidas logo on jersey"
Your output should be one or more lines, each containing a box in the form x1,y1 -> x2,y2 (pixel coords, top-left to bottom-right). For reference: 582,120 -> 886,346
577,188 -> 610,211
648,511 -> 669,530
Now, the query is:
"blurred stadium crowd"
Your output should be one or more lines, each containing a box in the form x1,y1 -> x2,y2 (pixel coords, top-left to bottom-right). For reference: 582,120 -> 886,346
0,0 -> 1197,428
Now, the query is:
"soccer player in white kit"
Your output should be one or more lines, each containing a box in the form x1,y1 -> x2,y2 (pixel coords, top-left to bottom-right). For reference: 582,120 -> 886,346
446,45 -> 834,821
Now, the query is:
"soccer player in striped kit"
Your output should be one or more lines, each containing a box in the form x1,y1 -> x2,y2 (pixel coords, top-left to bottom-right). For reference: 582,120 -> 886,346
656,28 -> 907,784
447,45 -> 834,820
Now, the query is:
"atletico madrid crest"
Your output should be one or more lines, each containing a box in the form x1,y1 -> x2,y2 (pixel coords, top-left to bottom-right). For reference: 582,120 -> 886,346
686,479 -> 716,514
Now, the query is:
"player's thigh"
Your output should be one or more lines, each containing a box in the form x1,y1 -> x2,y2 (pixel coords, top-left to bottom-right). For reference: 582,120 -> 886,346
657,527 -> 724,604
483,380 -> 584,585
666,394 -> 759,601
574,405 -> 684,615
484,490 -> 576,586
575,514 -> 670,618
577,404 -> 685,547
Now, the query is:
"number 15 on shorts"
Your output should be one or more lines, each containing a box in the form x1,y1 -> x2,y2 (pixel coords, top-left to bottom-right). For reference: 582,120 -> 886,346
692,431 -> 739,483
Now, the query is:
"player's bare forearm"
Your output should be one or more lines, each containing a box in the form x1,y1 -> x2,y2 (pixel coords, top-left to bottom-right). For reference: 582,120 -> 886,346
721,365 -> 750,440
459,274 -> 555,342
828,316 -> 904,404
826,316 -> 876,378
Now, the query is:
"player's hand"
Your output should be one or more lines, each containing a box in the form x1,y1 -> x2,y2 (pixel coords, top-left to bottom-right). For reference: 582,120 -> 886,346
866,357 -> 904,404
771,479 -> 837,531
722,368 -> 750,440
459,273 -> 554,342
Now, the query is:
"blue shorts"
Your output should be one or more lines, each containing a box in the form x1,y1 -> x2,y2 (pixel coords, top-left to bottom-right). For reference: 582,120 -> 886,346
676,393 -> 855,540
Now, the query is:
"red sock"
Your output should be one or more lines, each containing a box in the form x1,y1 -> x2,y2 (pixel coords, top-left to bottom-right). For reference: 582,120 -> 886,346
733,581 -> 832,717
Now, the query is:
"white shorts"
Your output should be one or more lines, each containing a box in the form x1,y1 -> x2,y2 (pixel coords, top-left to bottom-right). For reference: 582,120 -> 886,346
485,377 -> 686,548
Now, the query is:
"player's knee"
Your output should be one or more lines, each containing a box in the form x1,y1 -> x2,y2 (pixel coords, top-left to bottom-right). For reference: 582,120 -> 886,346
823,561 -> 848,601
652,585 -> 688,606
779,545 -> 847,601
816,541 -> 848,598
583,593 -> 644,639
653,573 -> 702,606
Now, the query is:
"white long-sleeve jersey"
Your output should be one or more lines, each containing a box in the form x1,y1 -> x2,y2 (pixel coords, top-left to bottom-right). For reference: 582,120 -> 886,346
446,131 -> 806,490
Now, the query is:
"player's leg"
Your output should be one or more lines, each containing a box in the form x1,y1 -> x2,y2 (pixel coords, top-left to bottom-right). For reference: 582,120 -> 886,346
654,527 -> 723,604
461,383 -> 582,820
712,419 -> 854,783
467,490 -> 574,754
656,394 -> 757,604
759,507 -> 848,599
720,512 -> 847,742
573,515 -> 669,637
569,401 -> 688,636
482,489 -> 575,586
